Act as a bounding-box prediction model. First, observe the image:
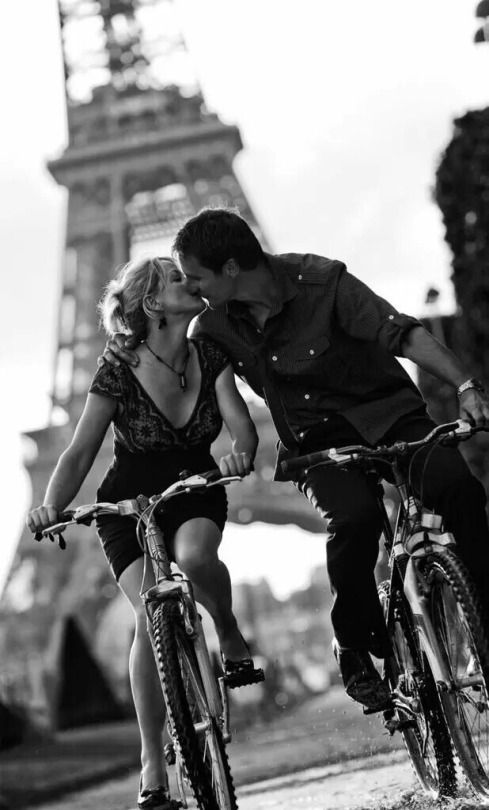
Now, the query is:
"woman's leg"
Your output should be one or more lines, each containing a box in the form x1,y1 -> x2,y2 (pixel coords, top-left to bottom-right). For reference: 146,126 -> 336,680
170,518 -> 249,660
118,557 -> 168,790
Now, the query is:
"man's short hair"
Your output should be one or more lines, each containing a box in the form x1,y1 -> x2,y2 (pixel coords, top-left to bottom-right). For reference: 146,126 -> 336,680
172,207 -> 264,273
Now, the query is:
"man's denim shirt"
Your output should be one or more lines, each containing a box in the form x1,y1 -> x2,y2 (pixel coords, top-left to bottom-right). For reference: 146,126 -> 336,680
191,252 -> 426,474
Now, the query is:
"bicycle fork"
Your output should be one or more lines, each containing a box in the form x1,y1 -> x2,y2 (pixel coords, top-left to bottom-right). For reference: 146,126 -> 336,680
145,578 -> 231,744
403,537 -> 481,693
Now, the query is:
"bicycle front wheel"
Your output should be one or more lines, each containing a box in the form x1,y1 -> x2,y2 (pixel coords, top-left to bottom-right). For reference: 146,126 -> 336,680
152,600 -> 237,810
425,550 -> 489,798
379,581 -> 456,797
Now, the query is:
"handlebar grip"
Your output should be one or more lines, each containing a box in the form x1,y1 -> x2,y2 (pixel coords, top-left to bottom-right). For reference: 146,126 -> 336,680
281,450 -> 333,476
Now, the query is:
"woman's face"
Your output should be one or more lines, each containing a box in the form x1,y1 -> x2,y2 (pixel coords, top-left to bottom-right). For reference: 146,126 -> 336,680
156,259 -> 205,316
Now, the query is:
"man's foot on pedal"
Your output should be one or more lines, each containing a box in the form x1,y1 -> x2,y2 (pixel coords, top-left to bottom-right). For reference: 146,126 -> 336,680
333,640 -> 391,711
137,778 -> 182,810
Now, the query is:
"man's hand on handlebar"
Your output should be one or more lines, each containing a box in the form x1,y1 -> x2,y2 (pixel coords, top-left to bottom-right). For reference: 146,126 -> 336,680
218,451 -> 253,478
458,388 -> 489,428
26,504 -> 60,533
98,331 -> 140,368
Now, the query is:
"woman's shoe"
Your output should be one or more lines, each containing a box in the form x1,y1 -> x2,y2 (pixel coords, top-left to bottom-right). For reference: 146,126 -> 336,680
220,632 -> 265,689
137,778 -> 182,810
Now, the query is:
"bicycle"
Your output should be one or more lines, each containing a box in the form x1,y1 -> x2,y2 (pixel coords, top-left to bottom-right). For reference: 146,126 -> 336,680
37,468 -> 264,810
281,419 -> 489,800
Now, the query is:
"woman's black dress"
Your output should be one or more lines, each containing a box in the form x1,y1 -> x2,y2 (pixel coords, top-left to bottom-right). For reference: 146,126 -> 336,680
88,338 -> 229,580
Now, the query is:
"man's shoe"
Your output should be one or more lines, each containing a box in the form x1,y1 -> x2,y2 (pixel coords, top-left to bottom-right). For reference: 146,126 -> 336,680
333,640 -> 391,711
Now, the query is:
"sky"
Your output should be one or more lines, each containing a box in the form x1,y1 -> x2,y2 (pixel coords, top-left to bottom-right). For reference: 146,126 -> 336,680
1,0 -> 488,597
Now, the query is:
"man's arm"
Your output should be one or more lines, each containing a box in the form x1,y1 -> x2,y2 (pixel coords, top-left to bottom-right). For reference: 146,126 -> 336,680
100,333 -> 139,367
402,326 -> 489,427
214,364 -> 258,476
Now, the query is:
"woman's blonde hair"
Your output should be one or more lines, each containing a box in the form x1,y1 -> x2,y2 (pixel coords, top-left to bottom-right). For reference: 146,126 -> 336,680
98,256 -> 176,340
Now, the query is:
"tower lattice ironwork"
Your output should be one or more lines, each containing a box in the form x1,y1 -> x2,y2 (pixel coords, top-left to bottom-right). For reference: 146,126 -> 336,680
0,0 -> 324,733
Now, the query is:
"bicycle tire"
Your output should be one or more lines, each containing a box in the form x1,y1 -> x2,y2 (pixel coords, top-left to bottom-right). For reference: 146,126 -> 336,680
379,581 -> 456,797
152,600 -> 237,810
424,549 -> 489,798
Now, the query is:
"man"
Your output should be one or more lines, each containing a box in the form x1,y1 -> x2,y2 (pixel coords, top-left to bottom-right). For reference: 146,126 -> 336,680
104,207 -> 489,711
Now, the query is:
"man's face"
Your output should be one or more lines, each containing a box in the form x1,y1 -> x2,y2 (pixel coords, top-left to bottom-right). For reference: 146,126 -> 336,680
178,254 -> 236,309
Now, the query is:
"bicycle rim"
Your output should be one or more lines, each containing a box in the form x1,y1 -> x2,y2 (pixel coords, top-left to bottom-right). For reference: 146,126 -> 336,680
152,600 -> 237,810
426,551 -> 489,798
379,581 -> 456,797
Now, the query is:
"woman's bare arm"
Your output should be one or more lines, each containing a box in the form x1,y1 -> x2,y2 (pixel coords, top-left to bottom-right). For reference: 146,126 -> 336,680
27,394 -> 116,531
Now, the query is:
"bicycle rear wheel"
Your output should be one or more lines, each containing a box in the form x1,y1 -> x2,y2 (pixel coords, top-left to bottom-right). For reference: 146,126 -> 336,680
425,550 -> 489,798
379,581 -> 456,797
152,600 -> 237,810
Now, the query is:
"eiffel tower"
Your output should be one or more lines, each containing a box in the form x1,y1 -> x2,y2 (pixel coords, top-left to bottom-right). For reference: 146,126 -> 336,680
0,0 -> 323,732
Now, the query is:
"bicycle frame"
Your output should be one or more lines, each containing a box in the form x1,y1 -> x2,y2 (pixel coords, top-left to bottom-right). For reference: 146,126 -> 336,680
137,489 -> 232,742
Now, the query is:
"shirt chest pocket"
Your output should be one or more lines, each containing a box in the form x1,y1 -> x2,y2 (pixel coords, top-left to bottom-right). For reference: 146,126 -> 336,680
270,336 -> 331,378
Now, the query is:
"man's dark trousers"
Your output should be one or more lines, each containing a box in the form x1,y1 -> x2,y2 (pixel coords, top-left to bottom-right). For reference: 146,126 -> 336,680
297,409 -> 489,656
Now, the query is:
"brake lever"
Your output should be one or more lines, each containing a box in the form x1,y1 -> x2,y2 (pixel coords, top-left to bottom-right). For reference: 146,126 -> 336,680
34,529 -> 67,550
208,475 -> 243,487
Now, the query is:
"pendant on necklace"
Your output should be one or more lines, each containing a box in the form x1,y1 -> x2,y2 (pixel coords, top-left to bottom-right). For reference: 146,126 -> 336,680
180,374 -> 187,391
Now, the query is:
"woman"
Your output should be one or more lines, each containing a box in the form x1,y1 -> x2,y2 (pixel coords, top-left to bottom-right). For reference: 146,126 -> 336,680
27,256 -> 259,810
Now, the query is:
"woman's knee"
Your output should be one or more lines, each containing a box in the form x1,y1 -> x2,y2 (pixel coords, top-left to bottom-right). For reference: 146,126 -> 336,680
176,543 -> 220,578
173,520 -> 221,575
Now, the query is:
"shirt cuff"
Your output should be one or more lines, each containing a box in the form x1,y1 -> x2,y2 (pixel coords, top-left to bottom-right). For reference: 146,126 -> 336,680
378,313 -> 423,355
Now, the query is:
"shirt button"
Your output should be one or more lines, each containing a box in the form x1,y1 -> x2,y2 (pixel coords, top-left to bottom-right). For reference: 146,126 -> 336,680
238,361 -> 243,367
309,349 -> 315,355
304,394 -> 310,400
323,417 -> 329,422
388,315 -> 394,320
298,274 -> 303,280
272,355 -> 278,361
299,431 -> 305,438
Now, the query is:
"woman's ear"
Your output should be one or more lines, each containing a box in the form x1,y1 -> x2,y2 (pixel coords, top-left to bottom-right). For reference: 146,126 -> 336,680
142,294 -> 161,319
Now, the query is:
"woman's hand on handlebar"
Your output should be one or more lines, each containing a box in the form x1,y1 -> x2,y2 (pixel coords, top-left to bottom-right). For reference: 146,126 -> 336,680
26,504 -> 60,533
218,451 -> 253,477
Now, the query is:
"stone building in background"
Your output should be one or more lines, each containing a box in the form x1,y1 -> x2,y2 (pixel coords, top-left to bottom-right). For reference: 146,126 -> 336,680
0,0 -> 324,736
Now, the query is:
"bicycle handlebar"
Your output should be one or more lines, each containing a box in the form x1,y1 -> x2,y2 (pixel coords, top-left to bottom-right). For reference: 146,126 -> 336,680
280,419 -> 488,477
36,469 -> 243,542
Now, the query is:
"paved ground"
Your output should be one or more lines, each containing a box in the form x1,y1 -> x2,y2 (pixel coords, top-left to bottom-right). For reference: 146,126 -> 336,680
30,751 -> 417,810
1,687 -> 405,809
22,752 -> 487,810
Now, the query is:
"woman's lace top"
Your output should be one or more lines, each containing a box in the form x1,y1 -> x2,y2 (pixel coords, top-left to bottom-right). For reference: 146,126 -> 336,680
89,338 -> 229,453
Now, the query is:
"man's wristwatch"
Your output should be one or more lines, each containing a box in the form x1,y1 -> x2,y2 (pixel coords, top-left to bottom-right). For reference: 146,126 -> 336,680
456,377 -> 485,397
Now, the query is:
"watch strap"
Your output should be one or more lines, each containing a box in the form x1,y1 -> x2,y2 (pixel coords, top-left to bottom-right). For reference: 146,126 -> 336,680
456,377 -> 485,397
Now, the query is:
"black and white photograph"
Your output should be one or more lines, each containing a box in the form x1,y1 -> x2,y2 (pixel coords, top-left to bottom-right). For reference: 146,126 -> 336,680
2,2 -> 489,809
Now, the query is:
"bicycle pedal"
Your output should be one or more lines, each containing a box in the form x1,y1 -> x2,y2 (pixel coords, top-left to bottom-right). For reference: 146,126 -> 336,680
383,716 -> 416,734
362,697 -> 395,715
224,668 -> 265,689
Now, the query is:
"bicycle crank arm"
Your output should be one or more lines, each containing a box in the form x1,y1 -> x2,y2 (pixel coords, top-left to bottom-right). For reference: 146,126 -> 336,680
218,676 -> 231,743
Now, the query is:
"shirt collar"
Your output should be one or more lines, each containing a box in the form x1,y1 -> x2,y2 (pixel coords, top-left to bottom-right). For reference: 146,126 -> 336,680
226,253 -> 298,320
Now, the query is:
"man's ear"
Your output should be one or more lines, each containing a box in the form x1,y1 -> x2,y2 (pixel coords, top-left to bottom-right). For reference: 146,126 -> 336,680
223,258 -> 240,278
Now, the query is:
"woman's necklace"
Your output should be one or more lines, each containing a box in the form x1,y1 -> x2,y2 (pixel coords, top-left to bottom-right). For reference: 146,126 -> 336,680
144,341 -> 190,391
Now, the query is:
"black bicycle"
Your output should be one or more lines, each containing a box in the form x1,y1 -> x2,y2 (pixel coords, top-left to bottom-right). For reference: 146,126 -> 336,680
281,419 -> 489,800
38,469 -> 264,810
